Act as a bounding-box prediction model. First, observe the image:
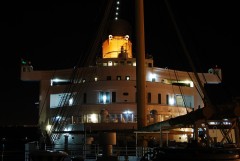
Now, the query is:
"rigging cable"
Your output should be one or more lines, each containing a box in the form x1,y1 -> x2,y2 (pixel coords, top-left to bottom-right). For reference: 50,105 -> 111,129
166,68 -> 181,116
187,72 -> 204,102
49,0 -> 115,142
164,0 -> 213,112
173,70 -> 188,114
81,0 -> 115,67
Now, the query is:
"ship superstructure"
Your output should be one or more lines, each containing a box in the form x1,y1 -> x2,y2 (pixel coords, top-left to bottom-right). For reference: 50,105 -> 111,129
21,18 -> 222,150
19,1 -> 240,161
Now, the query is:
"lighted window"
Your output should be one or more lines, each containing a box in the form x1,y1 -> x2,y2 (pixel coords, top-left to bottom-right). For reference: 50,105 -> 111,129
176,95 -> 184,107
126,76 -> 130,80
99,92 -> 110,104
168,95 -> 175,105
46,124 -> 52,132
87,114 -> 98,123
94,77 -> 98,81
69,98 -> 73,106
117,76 -> 121,80
51,78 -> 71,86
50,93 -> 72,108
122,110 -> 133,122
133,62 -> 136,66
150,73 -> 156,82
176,95 -> 194,108
108,61 -> 113,66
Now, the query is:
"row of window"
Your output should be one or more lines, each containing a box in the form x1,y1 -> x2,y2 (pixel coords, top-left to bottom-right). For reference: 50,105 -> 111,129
51,76 -> 131,86
52,113 -> 172,124
109,76 -> 130,80
50,91 -> 193,108
100,60 -> 135,67
82,92 -> 193,108
96,60 -> 153,67
52,77 -> 193,87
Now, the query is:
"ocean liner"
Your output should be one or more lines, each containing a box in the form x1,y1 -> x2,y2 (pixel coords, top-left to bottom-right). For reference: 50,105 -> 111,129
20,0 -> 240,160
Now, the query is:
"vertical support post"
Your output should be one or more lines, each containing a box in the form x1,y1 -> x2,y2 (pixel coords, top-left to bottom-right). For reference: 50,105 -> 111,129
64,134 -> 69,152
160,127 -> 162,147
135,0 -> 147,130
135,132 -> 138,157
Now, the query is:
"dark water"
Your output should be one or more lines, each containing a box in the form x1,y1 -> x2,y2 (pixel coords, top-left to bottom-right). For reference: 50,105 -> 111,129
0,126 -> 41,161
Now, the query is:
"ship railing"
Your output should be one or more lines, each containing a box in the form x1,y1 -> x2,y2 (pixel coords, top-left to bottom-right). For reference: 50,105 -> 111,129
41,143 -> 152,160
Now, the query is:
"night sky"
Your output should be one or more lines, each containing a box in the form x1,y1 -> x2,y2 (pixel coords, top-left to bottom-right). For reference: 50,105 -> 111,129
1,0 -> 239,125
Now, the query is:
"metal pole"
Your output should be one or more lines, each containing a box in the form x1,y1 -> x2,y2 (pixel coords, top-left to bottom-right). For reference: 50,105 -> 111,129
135,132 -> 138,157
84,129 -> 86,159
135,0 -> 147,130
160,127 -> 162,147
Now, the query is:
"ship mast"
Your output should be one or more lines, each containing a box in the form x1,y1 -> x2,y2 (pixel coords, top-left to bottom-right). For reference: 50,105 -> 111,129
135,0 -> 147,129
